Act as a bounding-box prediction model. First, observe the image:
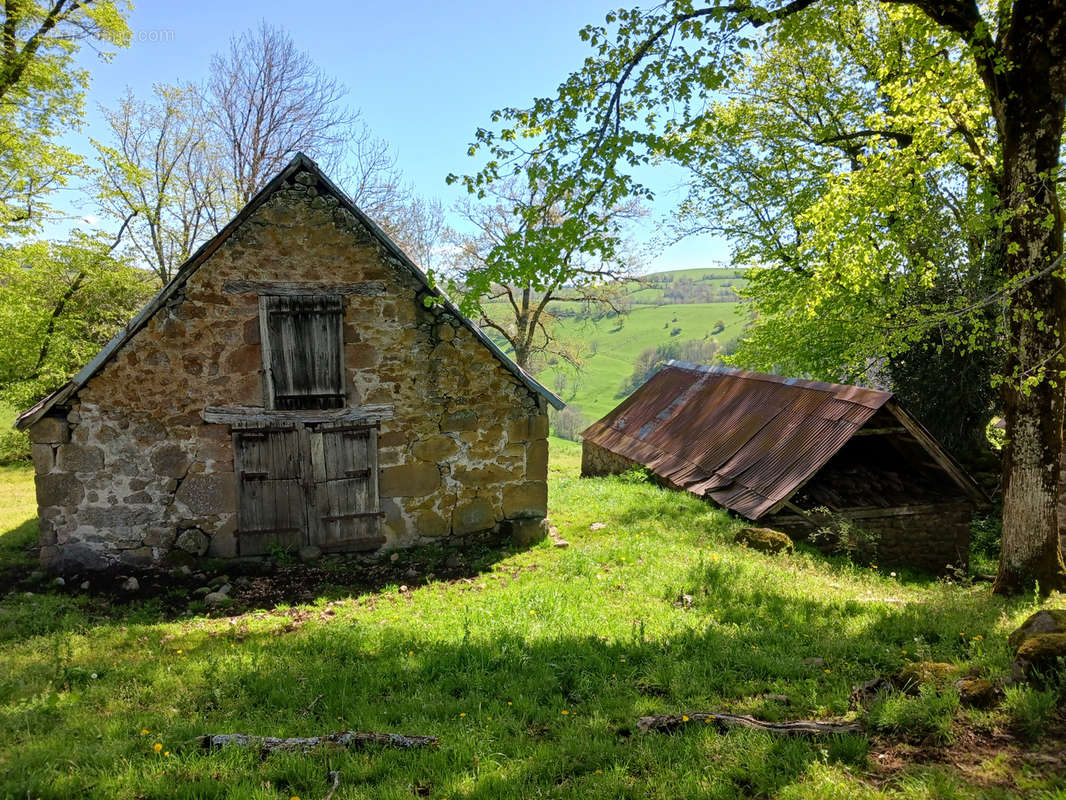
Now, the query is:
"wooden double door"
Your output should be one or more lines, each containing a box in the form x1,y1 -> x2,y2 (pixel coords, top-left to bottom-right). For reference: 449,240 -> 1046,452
233,423 -> 383,556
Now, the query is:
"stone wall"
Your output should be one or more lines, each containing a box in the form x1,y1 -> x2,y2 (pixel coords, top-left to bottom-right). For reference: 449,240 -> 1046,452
32,169 -> 549,572
768,502 -> 973,575
581,440 -> 639,477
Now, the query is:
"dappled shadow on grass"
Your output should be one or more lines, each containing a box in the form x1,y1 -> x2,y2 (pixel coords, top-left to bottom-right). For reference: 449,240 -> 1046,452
2,550 -> 1046,799
1,619 -> 875,799
2,471 -> 1056,798
0,516 -> 38,587
0,534 -> 526,644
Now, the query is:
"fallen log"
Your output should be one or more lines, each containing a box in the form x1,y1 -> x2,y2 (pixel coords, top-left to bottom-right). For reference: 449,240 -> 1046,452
637,712 -> 864,737
195,730 -> 438,753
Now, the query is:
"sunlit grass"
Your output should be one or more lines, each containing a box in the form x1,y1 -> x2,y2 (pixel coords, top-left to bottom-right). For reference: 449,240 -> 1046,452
0,444 -> 1062,799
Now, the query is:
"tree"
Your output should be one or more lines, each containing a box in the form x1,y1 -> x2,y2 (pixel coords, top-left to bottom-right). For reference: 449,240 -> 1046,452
457,0 -> 1066,594
206,21 -> 368,207
0,232 -> 155,409
93,84 -> 222,282
94,23 -> 447,280
447,177 -> 641,370
668,4 -> 1002,459
0,0 -> 130,232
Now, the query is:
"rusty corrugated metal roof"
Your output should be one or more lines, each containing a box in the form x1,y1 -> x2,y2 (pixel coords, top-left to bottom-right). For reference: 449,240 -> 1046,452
581,361 -> 894,519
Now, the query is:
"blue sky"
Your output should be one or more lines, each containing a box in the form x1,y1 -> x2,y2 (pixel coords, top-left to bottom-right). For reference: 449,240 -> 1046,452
63,0 -> 731,271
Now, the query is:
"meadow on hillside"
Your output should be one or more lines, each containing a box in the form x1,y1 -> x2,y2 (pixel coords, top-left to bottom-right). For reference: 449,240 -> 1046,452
0,443 -> 1062,799
481,267 -> 751,425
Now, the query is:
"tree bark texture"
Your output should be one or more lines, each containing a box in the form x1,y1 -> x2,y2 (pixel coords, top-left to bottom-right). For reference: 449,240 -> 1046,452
990,0 -> 1066,593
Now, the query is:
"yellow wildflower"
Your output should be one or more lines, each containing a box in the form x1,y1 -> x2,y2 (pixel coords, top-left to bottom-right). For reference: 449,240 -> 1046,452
153,742 -> 162,753
140,729 -> 149,735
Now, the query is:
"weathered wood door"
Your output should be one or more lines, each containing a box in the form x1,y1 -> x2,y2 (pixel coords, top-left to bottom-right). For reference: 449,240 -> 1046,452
310,424 -> 384,552
233,423 -> 383,556
233,427 -> 309,556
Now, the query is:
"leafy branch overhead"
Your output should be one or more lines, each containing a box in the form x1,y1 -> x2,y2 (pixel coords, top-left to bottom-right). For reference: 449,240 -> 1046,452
0,0 -> 130,233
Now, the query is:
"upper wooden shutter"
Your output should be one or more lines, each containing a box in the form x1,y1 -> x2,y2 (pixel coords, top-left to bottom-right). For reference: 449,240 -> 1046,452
261,295 -> 345,409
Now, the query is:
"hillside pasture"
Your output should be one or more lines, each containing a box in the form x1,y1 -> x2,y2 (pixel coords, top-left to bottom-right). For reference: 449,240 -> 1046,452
536,302 -> 748,422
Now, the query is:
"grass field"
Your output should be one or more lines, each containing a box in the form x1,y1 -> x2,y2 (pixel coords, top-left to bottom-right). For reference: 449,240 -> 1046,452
1,445 -> 1063,798
538,303 -> 748,422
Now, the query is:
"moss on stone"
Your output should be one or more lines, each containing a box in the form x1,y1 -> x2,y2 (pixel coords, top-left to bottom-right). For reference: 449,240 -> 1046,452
892,661 -> 960,692
734,527 -> 793,555
953,677 -> 999,708
1012,632 -> 1066,687
1008,609 -> 1066,651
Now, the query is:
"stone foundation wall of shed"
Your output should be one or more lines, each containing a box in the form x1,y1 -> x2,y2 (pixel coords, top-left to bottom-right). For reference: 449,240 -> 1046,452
31,170 -> 549,573
768,503 -> 973,575
581,440 -> 640,477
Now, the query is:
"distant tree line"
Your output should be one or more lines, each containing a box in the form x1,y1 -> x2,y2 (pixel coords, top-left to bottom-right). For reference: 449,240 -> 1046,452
616,337 -> 737,397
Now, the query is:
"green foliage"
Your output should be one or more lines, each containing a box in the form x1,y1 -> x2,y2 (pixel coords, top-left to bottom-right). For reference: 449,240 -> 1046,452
617,336 -> 724,397
970,515 -> 1002,562
869,685 -> 960,744
0,1 -> 131,233
549,405 -> 589,441
617,466 -> 653,484
0,403 -> 29,464
808,508 -> 881,564
0,236 -> 157,410
1003,685 -> 1061,742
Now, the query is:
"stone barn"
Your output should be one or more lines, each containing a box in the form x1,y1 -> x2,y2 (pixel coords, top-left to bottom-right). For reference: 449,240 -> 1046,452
17,153 -> 563,572
581,361 -> 988,574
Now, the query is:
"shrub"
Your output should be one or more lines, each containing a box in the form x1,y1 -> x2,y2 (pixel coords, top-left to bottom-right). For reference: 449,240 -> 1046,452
807,507 -> 880,562
0,403 -> 29,464
869,685 -> 959,744
618,466 -> 653,484
1003,685 -> 1060,742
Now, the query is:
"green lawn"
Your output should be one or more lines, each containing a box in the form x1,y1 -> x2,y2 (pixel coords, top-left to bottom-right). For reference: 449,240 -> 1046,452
0,445 -> 1063,799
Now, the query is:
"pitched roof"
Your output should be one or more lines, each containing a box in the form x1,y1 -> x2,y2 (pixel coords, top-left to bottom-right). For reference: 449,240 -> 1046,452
17,153 -> 563,429
581,360 -> 985,519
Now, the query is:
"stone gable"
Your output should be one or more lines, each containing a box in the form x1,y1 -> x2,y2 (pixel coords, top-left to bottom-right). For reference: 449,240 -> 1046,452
30,163 -> 552,571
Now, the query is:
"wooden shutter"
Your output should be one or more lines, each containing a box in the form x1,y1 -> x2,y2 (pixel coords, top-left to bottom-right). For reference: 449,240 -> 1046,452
309,424 -> 384,552
261,295 -> 345,410
233,428 -> 309,555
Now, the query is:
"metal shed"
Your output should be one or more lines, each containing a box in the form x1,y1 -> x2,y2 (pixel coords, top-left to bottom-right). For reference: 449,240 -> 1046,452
581,361 -> 988,573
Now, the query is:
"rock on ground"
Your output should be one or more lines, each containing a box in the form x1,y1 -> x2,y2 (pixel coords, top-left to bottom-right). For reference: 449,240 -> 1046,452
1008,610 -> 1066,651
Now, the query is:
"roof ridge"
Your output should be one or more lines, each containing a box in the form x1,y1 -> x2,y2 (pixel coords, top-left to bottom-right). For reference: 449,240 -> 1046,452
664,359 -> 893,400
17,153 -> 562,429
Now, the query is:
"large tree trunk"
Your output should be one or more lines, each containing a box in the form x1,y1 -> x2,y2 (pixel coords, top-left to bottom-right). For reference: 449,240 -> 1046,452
992,1 -> 1066,594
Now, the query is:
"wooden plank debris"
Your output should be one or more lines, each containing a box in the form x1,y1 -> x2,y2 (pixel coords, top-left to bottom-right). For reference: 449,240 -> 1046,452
195,730 -> 439,753
637,712 -> 864,737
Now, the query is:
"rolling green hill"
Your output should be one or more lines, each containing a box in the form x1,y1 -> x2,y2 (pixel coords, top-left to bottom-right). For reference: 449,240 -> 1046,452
480,267 -> 750,428
538,301 -> 748,423
626,266 -> 747,306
